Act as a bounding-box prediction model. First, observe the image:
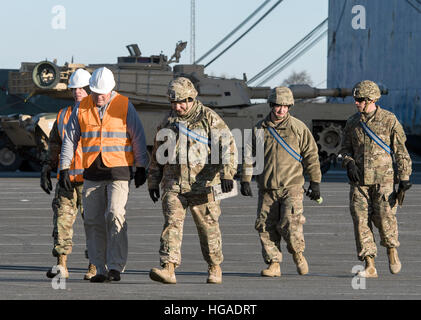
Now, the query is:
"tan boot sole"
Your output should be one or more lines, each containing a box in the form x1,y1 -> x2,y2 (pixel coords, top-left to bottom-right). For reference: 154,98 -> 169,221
261,263 -> 281,277
388,250 -> 402,274
207,277 -> 222,284
297,266 -> 308,275
149,268 -> 176,284
294,257 -> 309,275
389,263 -> 401,274
261,270 -> 281,277
357,269 -> 378,278
297,260 -> 309,275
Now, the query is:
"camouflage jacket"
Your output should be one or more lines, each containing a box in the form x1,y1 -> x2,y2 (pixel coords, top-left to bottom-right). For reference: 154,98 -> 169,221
147,100 -> 238,194
42,119 -> 61,171
340,106 -> 412,185
241,113 -> 321,190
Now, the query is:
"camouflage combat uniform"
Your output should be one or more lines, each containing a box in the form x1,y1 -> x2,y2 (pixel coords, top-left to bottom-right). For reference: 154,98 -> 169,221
148,100 -> 237,267
341,106 -> 412,260
44,111 -> 85,257
242,112 -> 321,264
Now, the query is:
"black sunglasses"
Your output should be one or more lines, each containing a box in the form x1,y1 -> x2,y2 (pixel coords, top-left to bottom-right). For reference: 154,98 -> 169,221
270,103 -> 291,108
169,97 -> 194,103
354,98 -> 365,103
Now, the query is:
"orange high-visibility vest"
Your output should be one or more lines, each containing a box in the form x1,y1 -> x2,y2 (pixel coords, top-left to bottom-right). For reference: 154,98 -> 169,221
57,106 -> 84,182
78,93 -> 134,168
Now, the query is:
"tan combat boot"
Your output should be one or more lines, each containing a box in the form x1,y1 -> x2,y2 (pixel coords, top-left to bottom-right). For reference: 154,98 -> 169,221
293,252 -> 309,275
261,262 -> 281,277
84,263 -> 97,280
149,263 -> 176,284
387,248 -> 402,274
207,265 -> 222,284
357,256 -> 378,278
57,255 -> 69,278
46,255 -> 69,279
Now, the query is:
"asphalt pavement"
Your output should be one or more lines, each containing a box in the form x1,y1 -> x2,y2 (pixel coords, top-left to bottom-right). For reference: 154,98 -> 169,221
0,165 -> 420,306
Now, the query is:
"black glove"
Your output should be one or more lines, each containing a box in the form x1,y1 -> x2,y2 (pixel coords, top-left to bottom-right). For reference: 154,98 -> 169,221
58,169 -> 72,192
346,161 -> 360,183
221,179 -> 234,193
134,167 -> 146,188
398,180 -> 412,193
306,181 -> 321,201
149,189 -> 160,203
40,165 -> 52,194
240,182 -> 253,197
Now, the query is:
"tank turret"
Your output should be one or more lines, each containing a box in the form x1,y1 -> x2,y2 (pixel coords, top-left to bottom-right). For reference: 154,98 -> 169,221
5,43 -> 386,173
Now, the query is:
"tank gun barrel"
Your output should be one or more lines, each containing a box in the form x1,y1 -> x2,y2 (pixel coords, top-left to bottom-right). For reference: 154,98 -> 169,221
290,85 -> 353,99
248,84 -> 388,100
247,86 -> 272,99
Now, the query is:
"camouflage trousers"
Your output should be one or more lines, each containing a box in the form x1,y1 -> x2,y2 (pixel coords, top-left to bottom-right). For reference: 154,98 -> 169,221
51,182 -> 84,257
255,187 -> 306,264
159,191 -> 223,268
349,183 -> 399,261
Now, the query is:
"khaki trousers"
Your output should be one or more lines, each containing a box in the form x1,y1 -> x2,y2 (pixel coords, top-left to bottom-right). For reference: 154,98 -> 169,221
83,179 -> 129,274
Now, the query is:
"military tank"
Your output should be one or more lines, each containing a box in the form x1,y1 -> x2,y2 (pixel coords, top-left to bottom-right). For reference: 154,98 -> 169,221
0,112 -> 56,171
6,43 -> 380,172
1,68 -> 73,171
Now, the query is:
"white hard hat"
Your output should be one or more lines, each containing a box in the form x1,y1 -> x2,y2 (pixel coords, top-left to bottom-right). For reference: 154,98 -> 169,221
89,67 -> 116,94
68,69 -> 91,88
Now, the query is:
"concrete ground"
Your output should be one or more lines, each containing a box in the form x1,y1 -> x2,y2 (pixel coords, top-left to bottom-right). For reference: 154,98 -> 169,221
0,162 -> 420,307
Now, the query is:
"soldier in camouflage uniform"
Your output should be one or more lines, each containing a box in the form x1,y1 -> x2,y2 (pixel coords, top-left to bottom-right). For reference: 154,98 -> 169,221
41,69 -> 96,280
340,80 -> 412,277
241,87 -> 322,277
148,77 -> 237,284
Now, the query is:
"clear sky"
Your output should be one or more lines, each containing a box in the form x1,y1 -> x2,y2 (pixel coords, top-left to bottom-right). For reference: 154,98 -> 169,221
0,0 -> 328,89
